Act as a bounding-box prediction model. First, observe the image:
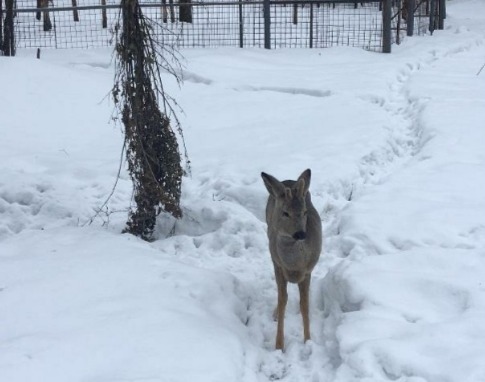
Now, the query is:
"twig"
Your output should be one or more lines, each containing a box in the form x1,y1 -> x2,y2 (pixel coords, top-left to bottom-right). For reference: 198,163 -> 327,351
82,140 -> 126,226
477,62 -> 485,76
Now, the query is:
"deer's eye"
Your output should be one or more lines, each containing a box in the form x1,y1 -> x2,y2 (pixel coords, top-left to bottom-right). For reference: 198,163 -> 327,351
282,211 -> 290,218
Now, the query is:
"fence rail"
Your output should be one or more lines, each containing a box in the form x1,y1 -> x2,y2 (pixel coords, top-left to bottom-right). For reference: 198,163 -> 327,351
1,0 -> 445,55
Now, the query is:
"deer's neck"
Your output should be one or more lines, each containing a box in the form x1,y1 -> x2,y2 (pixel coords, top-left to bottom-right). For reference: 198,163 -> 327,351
276,236 -> 307,269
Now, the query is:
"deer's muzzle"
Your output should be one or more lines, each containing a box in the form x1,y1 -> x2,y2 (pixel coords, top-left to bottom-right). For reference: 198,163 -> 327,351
292,231 -> 306,241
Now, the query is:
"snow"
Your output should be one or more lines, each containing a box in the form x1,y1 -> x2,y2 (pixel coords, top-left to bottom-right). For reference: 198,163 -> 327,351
1,228 -> 249,382
1,0 -> 485,381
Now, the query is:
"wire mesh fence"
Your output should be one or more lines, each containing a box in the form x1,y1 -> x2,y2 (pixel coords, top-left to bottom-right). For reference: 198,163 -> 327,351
1,0 -> 445,54
3,0 -> 386,51
417,0 -> 445,35
269,2 -> 384,49
12,4 -> 119,49
391,0 -> 445,45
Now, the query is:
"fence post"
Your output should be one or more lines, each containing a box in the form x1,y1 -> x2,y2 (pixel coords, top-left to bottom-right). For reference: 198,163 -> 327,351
429,0 -> 436,34
438,0 -> 445,30
382,0 -> 391,53
238,0 -> 243,48
309,2 -> 313,48
101,0 -> 108,28
263,0 -> 271,49
0,0 -> 3,51
72,0 -> 79,22
2,0 -> 15,56
406,0 -> 415,36
36,0 -> 41,20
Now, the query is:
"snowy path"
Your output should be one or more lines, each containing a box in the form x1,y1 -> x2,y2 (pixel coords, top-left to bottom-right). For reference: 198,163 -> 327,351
1,1 -> 485,381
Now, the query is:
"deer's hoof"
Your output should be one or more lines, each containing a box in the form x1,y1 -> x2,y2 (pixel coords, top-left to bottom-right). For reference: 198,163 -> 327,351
275,341 -> 284,351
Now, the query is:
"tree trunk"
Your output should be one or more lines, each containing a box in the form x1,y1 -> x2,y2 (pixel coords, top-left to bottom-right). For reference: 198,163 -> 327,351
36,0 -> 41,20
114,0 -> 184,240
179,0 -> 192,23
38,0 -> 52,31
168,0 -> 175,22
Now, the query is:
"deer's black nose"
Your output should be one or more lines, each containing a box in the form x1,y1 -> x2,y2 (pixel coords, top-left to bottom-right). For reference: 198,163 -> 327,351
293,231 -> 306,241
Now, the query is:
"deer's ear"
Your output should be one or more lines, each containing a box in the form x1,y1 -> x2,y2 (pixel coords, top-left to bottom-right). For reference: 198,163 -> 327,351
261,172 -> 286,198
297,169 -> 311,196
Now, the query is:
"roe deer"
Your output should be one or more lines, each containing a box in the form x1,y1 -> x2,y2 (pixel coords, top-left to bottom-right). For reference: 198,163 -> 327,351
261,169 -> 322,350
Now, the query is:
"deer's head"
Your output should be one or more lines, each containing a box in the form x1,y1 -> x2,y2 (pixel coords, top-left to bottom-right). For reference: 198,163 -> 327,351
261,169 -> 311,242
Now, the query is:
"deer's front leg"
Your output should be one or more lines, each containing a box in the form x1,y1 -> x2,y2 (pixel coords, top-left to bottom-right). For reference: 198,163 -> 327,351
298,274 -> 311,342
274,265 -> 288,350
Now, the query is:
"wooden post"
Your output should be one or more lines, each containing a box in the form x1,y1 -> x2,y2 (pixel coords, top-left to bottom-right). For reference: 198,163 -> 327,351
101,0 -> 108,28
429,0 -> 437,34
2,0 -> 14,55
263,0 -> 271,49
309,2 -> 313,48
406,0 -> 415,36
382,0 -> 392,53
395,0 -> 402,44
72,0 -> 79,22
0,0 -> 3,50
438,0 -> 445,29
238,0 -> 243,48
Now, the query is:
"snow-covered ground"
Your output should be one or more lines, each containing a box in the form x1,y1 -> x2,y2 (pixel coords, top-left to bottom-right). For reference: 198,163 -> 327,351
1,0 -> 485,381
